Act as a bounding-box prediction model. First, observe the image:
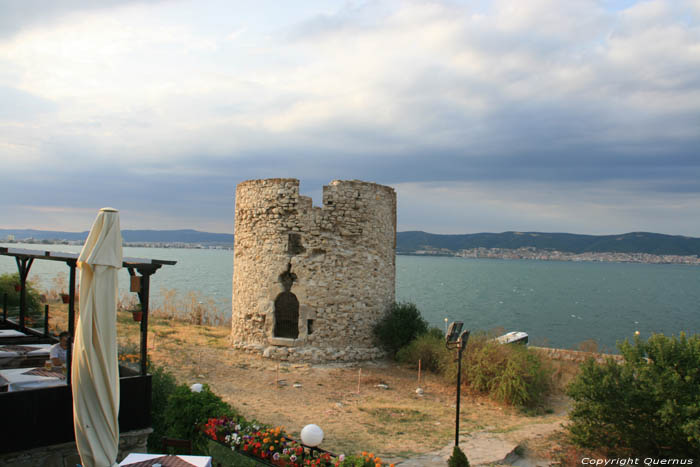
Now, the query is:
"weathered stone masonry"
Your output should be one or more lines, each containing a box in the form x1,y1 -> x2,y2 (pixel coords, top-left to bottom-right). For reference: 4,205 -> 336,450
231,178 -> 396,362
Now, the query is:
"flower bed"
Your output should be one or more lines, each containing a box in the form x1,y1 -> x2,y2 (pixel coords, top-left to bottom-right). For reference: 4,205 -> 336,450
203,417 -> 394,467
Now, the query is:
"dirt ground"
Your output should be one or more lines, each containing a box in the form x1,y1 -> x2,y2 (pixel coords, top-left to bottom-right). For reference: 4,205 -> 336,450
144,318 -> 575,465
49,307 -> 578,465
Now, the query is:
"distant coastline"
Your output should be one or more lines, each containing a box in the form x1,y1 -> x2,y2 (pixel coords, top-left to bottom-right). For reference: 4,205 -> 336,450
4,228 -> 700,265
5,238 -> 698,266
400,246 -> 700,265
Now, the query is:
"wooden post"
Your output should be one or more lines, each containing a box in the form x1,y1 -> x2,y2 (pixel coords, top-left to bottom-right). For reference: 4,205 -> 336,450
357,368 -> 362,394
44,304 -> 49,336
276,362 -> 280,388
418,359 -> 422,387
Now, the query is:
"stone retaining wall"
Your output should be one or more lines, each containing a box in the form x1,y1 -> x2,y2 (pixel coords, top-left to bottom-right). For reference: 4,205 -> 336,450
530,346 -> 625,364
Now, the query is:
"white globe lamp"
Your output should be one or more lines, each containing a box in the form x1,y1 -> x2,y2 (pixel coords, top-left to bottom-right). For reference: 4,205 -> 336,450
300,424 -> 324,447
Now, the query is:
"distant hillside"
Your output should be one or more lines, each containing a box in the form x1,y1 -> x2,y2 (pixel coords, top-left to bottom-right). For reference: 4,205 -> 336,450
3,228 -> 699,256
396,231 -> 700,256
0,229 -> 234,245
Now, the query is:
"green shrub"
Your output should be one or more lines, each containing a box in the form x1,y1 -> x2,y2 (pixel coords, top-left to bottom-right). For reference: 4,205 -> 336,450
462,336 -> 551,408
567,333 -> 700,458
164,383 -> 238,453
373,302 -> 428,357
397,330 -> 552,409
396,327 -> 446,373
148,364 -> 179,452
0,272 -> 42,313
203,439 -> 259,466
447,445 -> 470,467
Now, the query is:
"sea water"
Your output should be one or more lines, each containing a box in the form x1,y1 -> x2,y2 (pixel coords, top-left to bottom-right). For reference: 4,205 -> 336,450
2,243 -> 699,351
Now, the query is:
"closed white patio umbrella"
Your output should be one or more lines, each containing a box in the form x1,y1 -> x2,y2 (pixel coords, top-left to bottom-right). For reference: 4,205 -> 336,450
72,208 -> 123,467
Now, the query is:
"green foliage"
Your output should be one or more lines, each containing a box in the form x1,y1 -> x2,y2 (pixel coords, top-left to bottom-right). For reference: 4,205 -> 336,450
396,327 -> 445,373
463,336 -> 551,408
567,333 -> 700,457
397,331 -> 552,409
373,302 -> 428,356
203,439 -> 260,466
148,363 -> 239,454
0,272 -> 42,312
164,383 -> 238,454
447,445 -> 470,467
147,364 -> 179,452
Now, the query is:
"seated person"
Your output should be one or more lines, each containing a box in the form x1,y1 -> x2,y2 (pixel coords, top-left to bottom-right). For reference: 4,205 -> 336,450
50,331 -> 70,366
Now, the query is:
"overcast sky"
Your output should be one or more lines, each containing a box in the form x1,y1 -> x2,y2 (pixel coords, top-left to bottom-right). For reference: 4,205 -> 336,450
1,0 -> 699,236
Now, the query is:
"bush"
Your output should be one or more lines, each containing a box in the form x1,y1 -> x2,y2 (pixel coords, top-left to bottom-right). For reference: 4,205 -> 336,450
373,302 -> 428,356
462,335 -> 551,408
448,445 -> 470,467
0,272 -> 42,313
148,364 -> 179,452
396,327 -> 446,373
164,383 -> 238,453
567,333 -> 700,457
397,330 -> 552,409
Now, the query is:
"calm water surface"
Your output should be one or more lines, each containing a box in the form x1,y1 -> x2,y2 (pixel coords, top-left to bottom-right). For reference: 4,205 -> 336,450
3,243 -> 699,351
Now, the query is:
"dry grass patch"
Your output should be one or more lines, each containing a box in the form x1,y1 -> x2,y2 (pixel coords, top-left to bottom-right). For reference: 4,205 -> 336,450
43,300 -> 587,462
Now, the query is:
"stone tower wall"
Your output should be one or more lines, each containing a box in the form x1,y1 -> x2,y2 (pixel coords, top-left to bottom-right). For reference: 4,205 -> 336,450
232,178 -> 396,362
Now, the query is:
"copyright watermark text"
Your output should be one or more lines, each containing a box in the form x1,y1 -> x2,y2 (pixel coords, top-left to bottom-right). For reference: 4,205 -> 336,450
581,459 -> 694,466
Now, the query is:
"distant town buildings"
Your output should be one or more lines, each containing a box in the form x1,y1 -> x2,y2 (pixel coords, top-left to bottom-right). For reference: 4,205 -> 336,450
423,246 -> 700,265
5,234 -> 699,265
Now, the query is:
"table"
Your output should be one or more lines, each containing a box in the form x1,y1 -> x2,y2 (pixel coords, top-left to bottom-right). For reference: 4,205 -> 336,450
0,367 -> 66,391
0,330 -> 28,337
119,453 -> 212,467
0,344 -> 52,367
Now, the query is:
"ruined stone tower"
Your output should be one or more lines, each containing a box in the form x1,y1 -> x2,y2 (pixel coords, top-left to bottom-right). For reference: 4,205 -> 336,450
231,178 -> 397,361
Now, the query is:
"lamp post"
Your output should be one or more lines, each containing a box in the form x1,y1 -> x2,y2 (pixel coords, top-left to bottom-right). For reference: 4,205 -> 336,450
445,321 -> 470,448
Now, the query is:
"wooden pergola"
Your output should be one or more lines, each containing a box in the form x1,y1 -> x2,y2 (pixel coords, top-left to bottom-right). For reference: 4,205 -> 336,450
0,246 -> 176,377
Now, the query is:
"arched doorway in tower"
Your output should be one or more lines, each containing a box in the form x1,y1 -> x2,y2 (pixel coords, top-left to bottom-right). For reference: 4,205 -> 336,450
274,291 -> 299,338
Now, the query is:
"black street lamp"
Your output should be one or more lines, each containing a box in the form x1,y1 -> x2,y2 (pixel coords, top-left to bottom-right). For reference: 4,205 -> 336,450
445,321 -> 470,447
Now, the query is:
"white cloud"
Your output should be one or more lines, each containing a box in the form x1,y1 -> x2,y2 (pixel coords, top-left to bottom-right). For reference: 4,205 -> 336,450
1,0 -> 699,234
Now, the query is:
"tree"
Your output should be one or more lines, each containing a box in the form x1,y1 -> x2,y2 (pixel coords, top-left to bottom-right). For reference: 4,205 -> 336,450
567,333 -> 700,457
373,302 -> 428,357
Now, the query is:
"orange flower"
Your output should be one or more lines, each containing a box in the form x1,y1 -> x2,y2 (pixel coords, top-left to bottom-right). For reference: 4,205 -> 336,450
362,452 -> 367,456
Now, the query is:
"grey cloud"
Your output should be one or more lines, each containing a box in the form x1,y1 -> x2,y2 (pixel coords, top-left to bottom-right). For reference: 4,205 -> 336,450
0,0 -> 169,38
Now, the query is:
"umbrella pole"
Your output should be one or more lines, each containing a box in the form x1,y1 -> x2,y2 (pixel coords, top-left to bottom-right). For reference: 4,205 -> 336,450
67,260 -> 77,385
